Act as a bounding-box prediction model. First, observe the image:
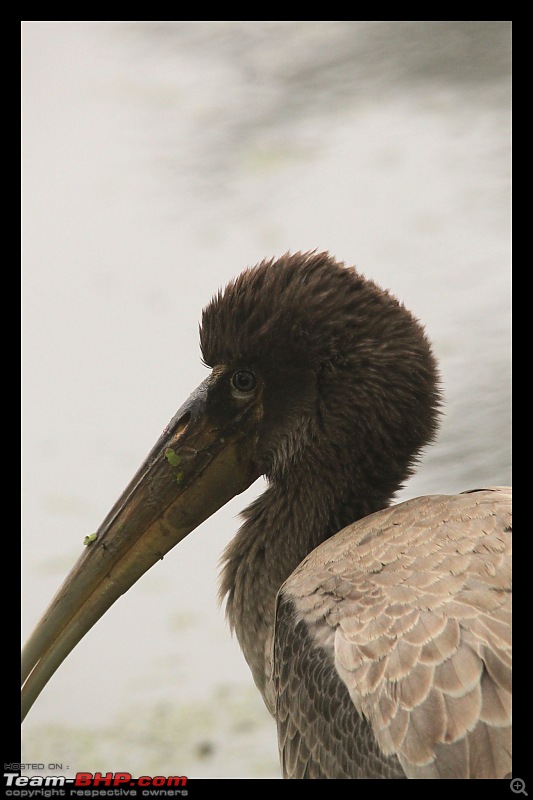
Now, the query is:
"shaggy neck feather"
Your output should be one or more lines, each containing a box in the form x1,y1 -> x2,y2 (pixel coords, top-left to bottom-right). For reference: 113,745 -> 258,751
220,464 -> 390,703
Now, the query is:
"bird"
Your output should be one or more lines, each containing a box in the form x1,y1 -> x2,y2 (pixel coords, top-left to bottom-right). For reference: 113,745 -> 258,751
21,251 -> 511,779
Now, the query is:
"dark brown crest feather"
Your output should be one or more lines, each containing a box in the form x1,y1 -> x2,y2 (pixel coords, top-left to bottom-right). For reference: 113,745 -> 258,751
201,252 -> 438,381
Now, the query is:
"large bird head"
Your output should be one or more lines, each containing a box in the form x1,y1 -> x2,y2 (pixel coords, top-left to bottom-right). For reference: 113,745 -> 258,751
201,251 -> 440,503
21,251 -> 440,719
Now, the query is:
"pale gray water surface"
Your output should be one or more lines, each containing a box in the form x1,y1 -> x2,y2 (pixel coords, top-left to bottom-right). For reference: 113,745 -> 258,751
22,21 -> 511,778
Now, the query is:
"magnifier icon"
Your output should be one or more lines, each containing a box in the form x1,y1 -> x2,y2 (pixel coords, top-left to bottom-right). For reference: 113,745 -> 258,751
511,779 -> 528,796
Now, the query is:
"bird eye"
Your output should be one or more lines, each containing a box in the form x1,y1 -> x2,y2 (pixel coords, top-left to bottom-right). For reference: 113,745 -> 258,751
231,370 -> 257,393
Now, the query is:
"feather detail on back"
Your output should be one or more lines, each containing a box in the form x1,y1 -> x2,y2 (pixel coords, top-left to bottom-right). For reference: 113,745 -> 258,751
275,488 -> 511,778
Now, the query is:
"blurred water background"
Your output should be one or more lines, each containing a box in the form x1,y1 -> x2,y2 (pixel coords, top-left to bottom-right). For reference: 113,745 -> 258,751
22,21 -> 511,778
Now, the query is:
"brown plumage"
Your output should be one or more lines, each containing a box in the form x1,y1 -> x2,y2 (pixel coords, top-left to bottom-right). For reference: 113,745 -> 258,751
21,251 -> 511,778
275,488 -> 511,777
202,252 -> 511,778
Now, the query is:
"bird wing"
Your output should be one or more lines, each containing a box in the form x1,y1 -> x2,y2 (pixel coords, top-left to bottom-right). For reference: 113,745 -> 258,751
274,487 -> 512,779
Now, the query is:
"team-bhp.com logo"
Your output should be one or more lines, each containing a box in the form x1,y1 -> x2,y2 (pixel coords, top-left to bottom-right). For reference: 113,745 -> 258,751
4,772 -> 188,795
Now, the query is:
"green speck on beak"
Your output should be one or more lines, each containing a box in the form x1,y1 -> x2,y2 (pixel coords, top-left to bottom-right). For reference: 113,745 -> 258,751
164,448 -> 182,467
83,533 -> 97,546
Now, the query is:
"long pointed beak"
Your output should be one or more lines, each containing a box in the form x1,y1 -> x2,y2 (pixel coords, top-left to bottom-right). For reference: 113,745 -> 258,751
21,376 -> 259,721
